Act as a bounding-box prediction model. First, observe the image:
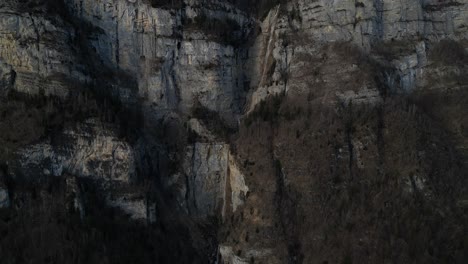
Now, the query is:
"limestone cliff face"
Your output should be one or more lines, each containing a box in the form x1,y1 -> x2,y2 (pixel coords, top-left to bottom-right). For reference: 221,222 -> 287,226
64,0 -> 254,124
247,0 -> 468,108
0,2 -> 89,97
178,143 -> 248,218
15,119 -> 135,181
0,0 -> 467,263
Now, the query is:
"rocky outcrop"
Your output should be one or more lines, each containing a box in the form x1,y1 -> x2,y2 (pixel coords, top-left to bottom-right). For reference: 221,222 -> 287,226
0,3 -> 89,97
10,119 -> 150,220
106,192 -> 150,221
219,245 -> 274,264
228,155 -> 249,213
183,143 -> 229,218
179,143 -> 248,219
15,119 -> 135,182
0,186 -> 9,208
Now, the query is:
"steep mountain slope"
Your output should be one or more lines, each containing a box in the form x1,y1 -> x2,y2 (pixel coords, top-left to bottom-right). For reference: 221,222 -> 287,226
0,0 -> 467,263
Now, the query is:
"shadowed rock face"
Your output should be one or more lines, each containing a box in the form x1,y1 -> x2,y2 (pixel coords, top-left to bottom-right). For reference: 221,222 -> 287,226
0,0 -> 467,263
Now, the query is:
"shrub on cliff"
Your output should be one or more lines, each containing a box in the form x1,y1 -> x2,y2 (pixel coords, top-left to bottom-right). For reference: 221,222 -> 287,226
430,40 -> 467,66
185,12 -> 244,47
147,0 -> 183,9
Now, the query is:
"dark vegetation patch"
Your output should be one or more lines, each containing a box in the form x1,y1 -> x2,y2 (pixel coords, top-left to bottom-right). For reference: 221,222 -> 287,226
243,92 -> 285,127
409,88 -> 468,157
145,0 -> 184,9
355,2 -> 365,8
0,177 -> 207,264
10,0 -> 69,18
0,78 -> 141,162
243,93 -> 311,128
331,41 -> 369,63
227,0 -> 288,19
183,12 -> 245,47
189,101 -> 236,142
233,93 -> 468,263
429,39 -> 468,66
372,39 -> 421,61
423,1 -> 463,11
